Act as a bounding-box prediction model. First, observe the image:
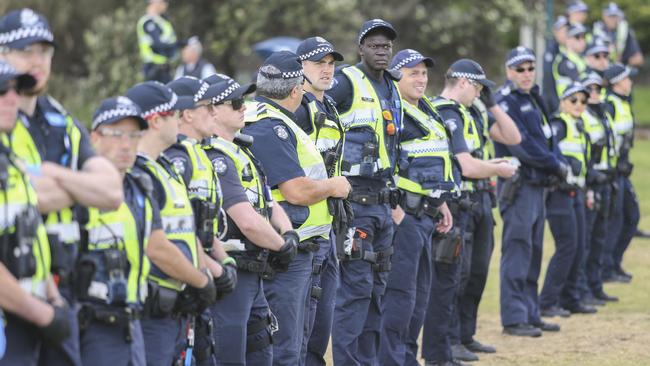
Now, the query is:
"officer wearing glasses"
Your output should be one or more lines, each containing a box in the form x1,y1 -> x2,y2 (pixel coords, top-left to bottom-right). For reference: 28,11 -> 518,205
494,47 -> 568,338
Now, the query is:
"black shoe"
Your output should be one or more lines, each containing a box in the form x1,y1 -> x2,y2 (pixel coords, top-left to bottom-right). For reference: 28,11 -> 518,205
463,339 -> 496,354
582,296 -> 606,307
566,303 -> 598,314
503,323 -> 542,337
603,273 -> 631,283
615,267 -> 633,281
594,291 -> 619,302
451,344 -> 479,362
531,321 -> 561,332
541,305 -> 571,318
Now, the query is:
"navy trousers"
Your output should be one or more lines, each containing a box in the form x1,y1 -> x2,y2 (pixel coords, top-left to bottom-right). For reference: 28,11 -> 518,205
499,183 -> 546,327
379,213 -> 435,366
332,202 -> 393,366
80,319 -> 146,366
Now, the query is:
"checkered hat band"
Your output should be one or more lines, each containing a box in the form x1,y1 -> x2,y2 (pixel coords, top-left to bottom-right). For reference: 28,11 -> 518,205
298,46 -> 334,61
506,54 -> 536,67
259,69 -> 304,80
194,82 -> 210,102
93,107 -> 141,128
586,45 -> 609,55
609,69 -> 630,84
562,85 -> 586,99
142,93 -> 178,117
211,82 -> 241,104
392,54 -> 424,70
450,72 -> 486,80
0,27 -> 53,45
583,76 -> 602,86
0,62 -> 17,75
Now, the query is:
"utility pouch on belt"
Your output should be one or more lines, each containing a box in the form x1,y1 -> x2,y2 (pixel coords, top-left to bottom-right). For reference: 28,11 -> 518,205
432,227 -> 462,264
498,171 -> 522,205
1,208 -> 38,279
191,199 -> 218,252
74,254 -> 96,299
144,281 -> 178,318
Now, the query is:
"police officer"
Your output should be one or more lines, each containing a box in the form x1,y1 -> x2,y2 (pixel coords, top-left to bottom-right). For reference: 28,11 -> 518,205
1,9 -> 123,366
78,96 -> 156,366
566,1 -> 589,25
602,63 -> 639,283
592,2 -> 644,67
294,36 -> 347,365
543,15 -> 569,113
540,82 -> 597,317
579,72 -> 619,305
326,19 -> 402,366
202,74 -> 298,365
423,59 -> 517,365
584,37 -> 611,77
376,49 -> 455,366
552,22 -> 589,106
126,81 -> 217,366
174,36 -> 217,80
0,60 -> 71,366
495,47 -> 568,337
137,0 -> 179,82
242,51 -> 350,366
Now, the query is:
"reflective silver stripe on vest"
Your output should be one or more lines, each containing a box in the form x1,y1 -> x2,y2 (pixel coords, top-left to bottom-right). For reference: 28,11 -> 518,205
401,139 -> 449,154
19,278 -> 46,300
344,162 -> 380,177
189,179 -> 210,199
558,141 -> 585,154
88,222 -> 125,247
151,161 -> 186,208
588,129 -> 605,143
340,109 -> 376,128
593,160 -> 609,171
614,120 -> 633,135
567,174 -> 586,187
161,215 -> 194,235
0,203 -> 29,230
222,239 -> 247,252
304,163 -> 328,181
297,224 -> 330,240
46,222 -> 81,242
316,138 -> 338,152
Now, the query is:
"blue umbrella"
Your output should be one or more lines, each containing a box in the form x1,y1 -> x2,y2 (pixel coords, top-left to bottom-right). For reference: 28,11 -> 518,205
252,36 -> 302,59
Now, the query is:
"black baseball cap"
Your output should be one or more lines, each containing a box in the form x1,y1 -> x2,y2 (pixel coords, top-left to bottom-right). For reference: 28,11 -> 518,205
0,8 -> 55,49
447,59 -> 495,88
92,96 -> 147,130
297,36 -> 344,62
126,81 -> 193,118
358,18 -> 397,45
390,49 -> 434,70
505,46 -> 536,68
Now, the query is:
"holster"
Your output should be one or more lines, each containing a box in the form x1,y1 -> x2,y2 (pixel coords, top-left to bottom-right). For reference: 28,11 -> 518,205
143,281 -> 178,318
400,190 -> 442,218
432,227 -> 462,264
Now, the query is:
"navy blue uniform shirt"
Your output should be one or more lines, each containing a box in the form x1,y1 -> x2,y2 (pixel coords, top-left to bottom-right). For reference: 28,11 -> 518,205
203,147 -> 249,210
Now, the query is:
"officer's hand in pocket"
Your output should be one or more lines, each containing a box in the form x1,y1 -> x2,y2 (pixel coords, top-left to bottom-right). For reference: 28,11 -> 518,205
39,304 -> 71,344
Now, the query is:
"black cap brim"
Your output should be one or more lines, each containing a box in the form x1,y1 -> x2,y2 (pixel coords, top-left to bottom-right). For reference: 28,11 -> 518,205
226,83 -> 257,101
360,25 -> 397,44
477,78 -> 496,89
304,50 -> 344,62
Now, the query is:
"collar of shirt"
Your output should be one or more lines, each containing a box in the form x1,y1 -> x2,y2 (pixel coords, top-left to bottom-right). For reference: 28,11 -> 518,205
504,80 -> 542,97
255,95 -> 300,122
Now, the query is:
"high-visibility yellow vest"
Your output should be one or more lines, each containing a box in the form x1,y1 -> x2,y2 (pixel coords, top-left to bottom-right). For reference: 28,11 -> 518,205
552,51 -> 588,98
0,144 -> 50,299
582,108 -> 616,170
338,66 -> 403,178
136,14 -> 177,64
83,173 -> 153,305
137,155 -> 198,291
245,102 -> 332,241
305,96 -> 344,177
556,112 -> 589,187
605,92 -> 634,157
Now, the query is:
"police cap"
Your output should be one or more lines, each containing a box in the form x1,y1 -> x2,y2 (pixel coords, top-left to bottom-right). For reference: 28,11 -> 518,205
297,36 -> 344,62
0,8 -> 54,49
358,18 -> 397,45
604,63 -> 637,84
390,49 -> 434,70
92,96 -> 147,130
448,58 -> 495,88
126,81 -> 193,119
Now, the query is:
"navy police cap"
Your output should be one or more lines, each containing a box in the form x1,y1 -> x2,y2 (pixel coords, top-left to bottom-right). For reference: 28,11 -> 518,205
126,81 -> 193,119
390,49 -> 434,70
567,1 -> 589,14
560,81 -> 588,100
297,36 -> 344,62
603,2 -> 624,17
92,96 -> 147,130
0,8 -> 54,49
581,71 -> 603,87
567,22 -> 587,38
166,76 -> 233,105
585,37 -> 610,56
506,46 -> 536,68
358,18 -> 397,45
553,15 -> 568,30
210,78 -> 256,105
604,63 -> 637,84
448,59 -> 495,88
258,51 -> 304,80
0,60 -> 36,91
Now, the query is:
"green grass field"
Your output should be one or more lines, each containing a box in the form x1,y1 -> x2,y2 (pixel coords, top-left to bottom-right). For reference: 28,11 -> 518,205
633,85 -> 650,126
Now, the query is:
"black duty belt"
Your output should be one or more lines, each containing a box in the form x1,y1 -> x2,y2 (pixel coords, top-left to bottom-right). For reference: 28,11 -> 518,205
348,188 -> 398,206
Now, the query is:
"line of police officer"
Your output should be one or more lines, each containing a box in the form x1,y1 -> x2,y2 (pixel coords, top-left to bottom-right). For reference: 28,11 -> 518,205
0,7 -> 643,366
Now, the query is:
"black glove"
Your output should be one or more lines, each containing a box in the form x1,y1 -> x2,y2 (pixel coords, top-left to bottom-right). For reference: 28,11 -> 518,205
480,87 -> 496,108
274,231 -> 299,266
194,271 -> 217,309
343,198 -> 355,226
40,305 -> 72,344
214,262 -> 237,300
556,161 -> 569,180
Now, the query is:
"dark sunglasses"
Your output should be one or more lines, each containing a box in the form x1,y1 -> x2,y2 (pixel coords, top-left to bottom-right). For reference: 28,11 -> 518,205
0,86 -> 16,97
515,66 -> 535,73
216,98 -> 245,111
587,85 -> 602,93
568,96 -> 587,105
593,53 -> 609,60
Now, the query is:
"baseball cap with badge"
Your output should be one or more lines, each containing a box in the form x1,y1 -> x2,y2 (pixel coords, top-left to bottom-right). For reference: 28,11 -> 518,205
603,2 -> 624,17
560,81 -> 588,100
358,18 -> 397,45
92,96 -> 147,131
0,60 -> 36,92
0,8 -> 55,49
125,81 -> 194,119
390,49 -> 434,71
567,0 -> 589,14
297,36 -> 344,62
448,59 -> 495,89
566,22 -> 587,38
506,46 -> 536,68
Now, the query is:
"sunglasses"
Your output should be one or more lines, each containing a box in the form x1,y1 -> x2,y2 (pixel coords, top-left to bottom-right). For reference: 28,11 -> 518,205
568,96 -> 587,105
97,128 -> 145,140
592,53 -> 609,60
467,79 -> 483,91
216,98 -> 245,111
588,85 -> 602,93
0,85 -> 17,97
514,66 -> 535,73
